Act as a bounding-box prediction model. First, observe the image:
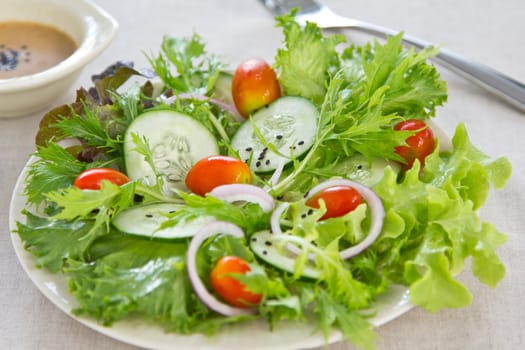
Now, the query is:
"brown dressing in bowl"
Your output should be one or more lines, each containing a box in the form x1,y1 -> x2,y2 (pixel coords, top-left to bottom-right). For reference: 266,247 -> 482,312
0,21 -> 77,79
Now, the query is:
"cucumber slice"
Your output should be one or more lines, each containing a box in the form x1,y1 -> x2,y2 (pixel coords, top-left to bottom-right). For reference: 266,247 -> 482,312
335,154 -> 401,187
250,230 -> 320,279
124,109 -> 219,192
213,71 -> 234,105
231,96 -> 318,173
112,203 -> 213,240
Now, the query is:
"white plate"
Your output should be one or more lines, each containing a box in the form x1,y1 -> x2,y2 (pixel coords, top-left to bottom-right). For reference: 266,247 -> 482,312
9,157 -> 414,350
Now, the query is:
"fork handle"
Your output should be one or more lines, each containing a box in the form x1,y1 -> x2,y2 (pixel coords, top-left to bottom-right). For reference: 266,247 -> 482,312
328,20 -> 525,112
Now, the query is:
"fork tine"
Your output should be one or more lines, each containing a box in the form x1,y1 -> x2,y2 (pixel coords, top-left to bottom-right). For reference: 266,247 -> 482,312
259,0 -> 321,16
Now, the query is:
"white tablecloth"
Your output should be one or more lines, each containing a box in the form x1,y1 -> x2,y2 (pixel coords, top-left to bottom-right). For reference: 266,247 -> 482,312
1,1 -> 524,349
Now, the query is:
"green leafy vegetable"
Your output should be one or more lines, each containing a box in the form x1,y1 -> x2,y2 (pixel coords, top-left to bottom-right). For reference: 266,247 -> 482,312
162,191 -> 271,235
373,125 -> 510,312
24,143 -> 88,206
275,11 -> 344,104
16,211 -> 97,272
342,35 -> 447,118
148,34 -> 222,95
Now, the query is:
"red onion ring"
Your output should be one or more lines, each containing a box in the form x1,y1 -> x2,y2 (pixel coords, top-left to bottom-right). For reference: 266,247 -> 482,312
209,184 -> 275,213
305,179 -> 385,260
163,94 -> 244,122
186,221 -> 256,317
270,202 -> 289,236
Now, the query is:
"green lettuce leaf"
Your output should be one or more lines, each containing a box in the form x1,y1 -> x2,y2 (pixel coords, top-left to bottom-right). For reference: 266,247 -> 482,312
67,234 -> 197,329
162,191 -> 271,235
148,34 -> 222,95
68,233 -> 258,334
315,287 -> 376,350
16,211 -> 97,272
274,11 -> 344,104
24,143 -> 87,206
341,34 -> 448,118
373,124 -> 511,311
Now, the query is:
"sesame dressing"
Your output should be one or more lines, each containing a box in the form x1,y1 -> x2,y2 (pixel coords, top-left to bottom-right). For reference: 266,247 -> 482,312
0,21 -> 76,79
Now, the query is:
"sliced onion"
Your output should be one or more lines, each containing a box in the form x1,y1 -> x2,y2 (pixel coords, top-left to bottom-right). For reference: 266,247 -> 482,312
163,94 -> 244,122
270,202 -> 290,236
209,184 -> 275,213
264,158 -> 286,190
306,179 -> 385,260
186,221 -> 256,317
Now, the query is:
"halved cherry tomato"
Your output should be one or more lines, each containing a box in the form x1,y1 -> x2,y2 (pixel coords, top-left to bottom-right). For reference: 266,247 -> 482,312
306,185 -> 363,221
232,58 -> 281,117
185,155 -> 252,196
394,119 -> 436,170
74,168 -> 130,190
210,256 -> 262,308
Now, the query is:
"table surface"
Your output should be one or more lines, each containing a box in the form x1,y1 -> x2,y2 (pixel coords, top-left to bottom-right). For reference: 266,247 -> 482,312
2,1 -> 524,349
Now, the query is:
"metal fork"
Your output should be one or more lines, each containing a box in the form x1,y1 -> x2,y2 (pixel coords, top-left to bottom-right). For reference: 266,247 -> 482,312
259,0 -> 525,112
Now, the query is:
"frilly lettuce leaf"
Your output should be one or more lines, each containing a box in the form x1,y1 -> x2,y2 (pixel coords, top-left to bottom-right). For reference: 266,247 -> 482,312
274,11 -> 344,104
24,143 -> 87,206
147,34 -> 222,95
341,34 -> 447,118
15,211 -> 97,272
373,123 -> 510,312
65,234 -> 214,331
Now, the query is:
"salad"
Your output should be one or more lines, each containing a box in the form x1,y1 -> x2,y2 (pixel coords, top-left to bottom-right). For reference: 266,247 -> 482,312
14,11 -> 511,350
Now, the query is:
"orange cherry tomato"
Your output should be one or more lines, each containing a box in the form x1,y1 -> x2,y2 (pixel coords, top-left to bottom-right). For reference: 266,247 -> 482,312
210,256 -> 262,308
394,119 -> 436,169
74,168 -> 130,190
232,58 -> 281,118
306,185 -> 363,221
185,155 -> 252,196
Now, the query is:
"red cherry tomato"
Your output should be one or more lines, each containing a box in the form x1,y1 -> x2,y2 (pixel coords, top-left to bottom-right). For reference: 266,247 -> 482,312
74,168 -> 130,190
210,256 -> 262,308
232,58 -> 281,118
394,119 -> 436,169
185,155 -> 252,196
306,185 -> 363,221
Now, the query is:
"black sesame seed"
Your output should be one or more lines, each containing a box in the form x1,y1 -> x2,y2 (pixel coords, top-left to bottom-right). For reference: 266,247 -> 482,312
256,161 -> 261,167
264,241 -> 272,246
301,213 -> 307,218
276,134 -> 283,140
251,237 -> 257,242
262,250 -> 268,255
298,140 -> 305,145
307,209 -> 314,215
145,214 -> 153,218
357,164 -> 363,170
265,159 -> 270,165
245,147 -> 253,152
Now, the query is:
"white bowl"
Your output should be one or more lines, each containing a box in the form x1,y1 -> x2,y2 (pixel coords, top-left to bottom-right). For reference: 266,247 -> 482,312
0,0 -> 118,118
